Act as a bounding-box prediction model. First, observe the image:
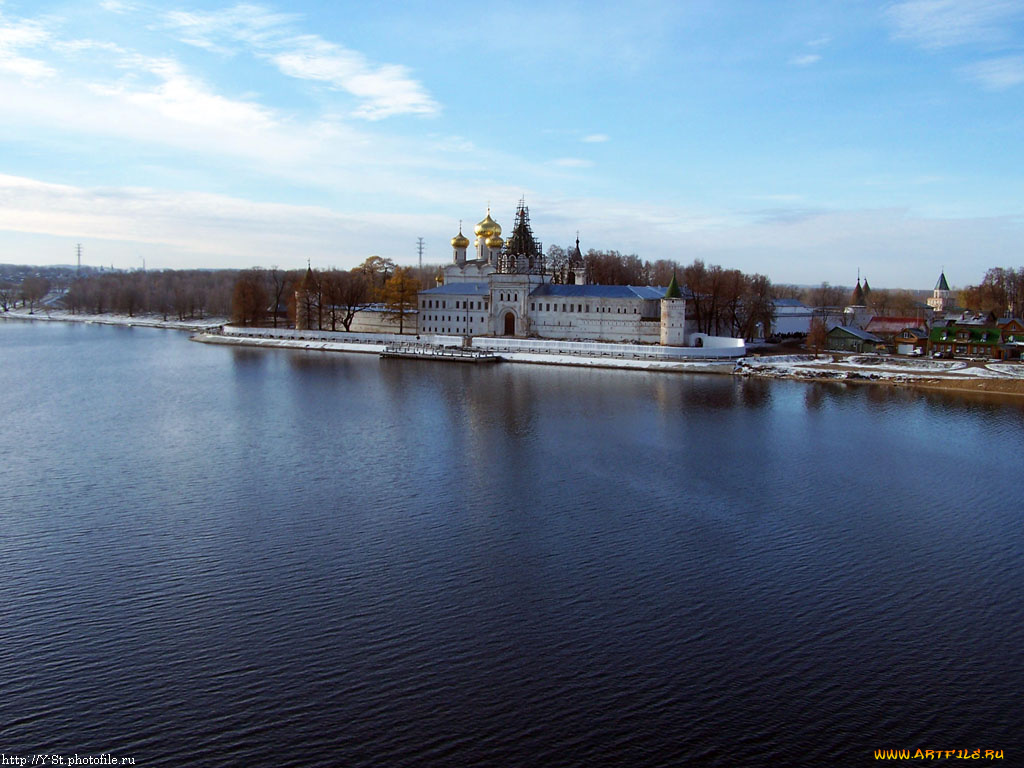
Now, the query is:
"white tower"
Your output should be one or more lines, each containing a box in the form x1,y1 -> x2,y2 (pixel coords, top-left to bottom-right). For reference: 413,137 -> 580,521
927,270 -> 953,312
660,273 -> 687,346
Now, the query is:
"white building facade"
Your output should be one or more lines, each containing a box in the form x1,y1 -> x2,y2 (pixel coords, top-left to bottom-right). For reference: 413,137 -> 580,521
418,204 -> 698,345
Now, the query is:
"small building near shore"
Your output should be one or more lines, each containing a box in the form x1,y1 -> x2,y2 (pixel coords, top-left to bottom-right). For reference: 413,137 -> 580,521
770,298 -> 814,336
864,316 -> 929,353
826,324 -> 884,354
929,316 -> 1024,360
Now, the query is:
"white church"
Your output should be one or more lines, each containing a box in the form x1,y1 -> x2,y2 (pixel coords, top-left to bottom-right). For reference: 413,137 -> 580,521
418,202 -> 692,346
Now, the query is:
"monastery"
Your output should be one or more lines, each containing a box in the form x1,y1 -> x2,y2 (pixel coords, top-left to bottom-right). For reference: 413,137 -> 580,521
418,202 -> 692,346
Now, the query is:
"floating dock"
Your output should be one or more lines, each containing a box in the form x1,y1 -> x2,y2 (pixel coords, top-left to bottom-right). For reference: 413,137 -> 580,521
380,342 -> 501,363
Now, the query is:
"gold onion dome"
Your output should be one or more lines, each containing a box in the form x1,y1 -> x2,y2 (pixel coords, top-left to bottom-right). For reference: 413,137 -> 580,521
451,229 -> 470,249
485,233 -> 504,248
475,210 -> 501,237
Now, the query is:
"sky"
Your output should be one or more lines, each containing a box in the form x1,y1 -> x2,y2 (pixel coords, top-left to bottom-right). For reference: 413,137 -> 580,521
1,0 -> 1023,288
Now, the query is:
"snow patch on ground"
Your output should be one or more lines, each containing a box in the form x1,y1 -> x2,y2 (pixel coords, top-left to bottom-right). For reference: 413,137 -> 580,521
987,363 -> 1024,378
1,309 -> 226,331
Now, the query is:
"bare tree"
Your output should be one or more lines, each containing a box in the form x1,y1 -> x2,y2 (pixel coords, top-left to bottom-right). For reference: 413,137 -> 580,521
231,269 -> 268,326
0,281 -> 16,311
21,276 -> 50,314
807,315 -> 828,354
336,270 -> 374,331
382,266 -> 420,334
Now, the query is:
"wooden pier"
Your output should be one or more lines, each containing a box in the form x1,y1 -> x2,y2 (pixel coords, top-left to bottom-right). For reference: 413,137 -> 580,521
380,342 -> 501,363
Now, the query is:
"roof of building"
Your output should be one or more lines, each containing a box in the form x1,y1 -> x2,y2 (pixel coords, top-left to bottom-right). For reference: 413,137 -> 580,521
935,271 -> 950,291
420,282 -> 490,296
664,272 -> 682,299
898,328 -> 928,340
569,236 -> 584,265
827,325 -> 883,342
850,280 -> 865,306
945,310 -> 997,325
530,284 -> 676,300
929,325 -> 1003,344
864,316 -> 928,334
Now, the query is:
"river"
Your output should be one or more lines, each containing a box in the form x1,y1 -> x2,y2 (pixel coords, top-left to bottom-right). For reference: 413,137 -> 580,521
1,320 -> 1021,766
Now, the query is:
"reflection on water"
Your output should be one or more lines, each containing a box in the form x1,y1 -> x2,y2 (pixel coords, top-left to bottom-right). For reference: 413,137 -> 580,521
0,321 -> 1022,768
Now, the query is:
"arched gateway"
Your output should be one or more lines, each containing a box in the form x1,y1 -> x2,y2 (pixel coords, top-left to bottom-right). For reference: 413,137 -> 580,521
503,311 -> 516,336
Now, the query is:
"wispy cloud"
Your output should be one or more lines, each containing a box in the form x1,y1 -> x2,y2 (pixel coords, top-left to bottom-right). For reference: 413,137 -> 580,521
552,158 -> 594,168
103,53 -> 281,132
99,0 -> 137,13
0,12 -> 56,79
163,3 -> 439,119
885,0 -> 1024,49
790,54 -> 821,67
962,54 -> 1024,89
581,133 -> 609,143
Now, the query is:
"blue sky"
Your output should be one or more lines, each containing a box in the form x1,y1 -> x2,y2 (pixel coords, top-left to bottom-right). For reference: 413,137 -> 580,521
1,0 -> 1023,288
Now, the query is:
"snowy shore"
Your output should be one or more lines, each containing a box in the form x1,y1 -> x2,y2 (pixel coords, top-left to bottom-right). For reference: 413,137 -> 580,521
1,308 -> 226,332
192,330 -> 738,373
736,353 -> 1024,395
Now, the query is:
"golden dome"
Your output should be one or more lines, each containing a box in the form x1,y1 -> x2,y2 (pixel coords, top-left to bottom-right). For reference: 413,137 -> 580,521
451,228 -> 470,249
485,233 -> 503,248
474,209 -> 501,238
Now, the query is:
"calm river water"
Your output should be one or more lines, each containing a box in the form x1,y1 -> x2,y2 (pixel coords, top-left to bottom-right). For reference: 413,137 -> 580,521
1,320 -> 1022,767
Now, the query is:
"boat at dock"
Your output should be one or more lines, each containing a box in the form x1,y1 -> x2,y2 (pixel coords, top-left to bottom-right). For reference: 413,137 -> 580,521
380,342 -> 501,363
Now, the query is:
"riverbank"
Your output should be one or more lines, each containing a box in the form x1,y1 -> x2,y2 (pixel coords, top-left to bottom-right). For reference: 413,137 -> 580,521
0,308 -> 226,332
737,354 -> 1024,397
192,329 -> 739,374
7,310 -> 1024,393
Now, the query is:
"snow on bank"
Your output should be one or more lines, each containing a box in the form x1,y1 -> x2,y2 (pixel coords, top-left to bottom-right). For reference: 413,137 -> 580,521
194,332 -> 736,373
836,355 -> 965,372
737,352 -> 1024,383
1,309 -> 226,332
498,351 -> 735,373
195,334 -> 386,355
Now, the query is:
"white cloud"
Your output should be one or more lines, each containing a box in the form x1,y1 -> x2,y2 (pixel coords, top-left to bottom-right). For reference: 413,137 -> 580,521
885,0 -> 1024,49
962,55 -> 1024,89
552,157 -> 594,168
581,133 -> 609,143
0,172 -> 444,265
790,54 -> 821,66
99,0 -> 137,13
0,12 -> 56,79
111,53 -> 280,131
163,3 -> 439,119
268,36 -> 437,119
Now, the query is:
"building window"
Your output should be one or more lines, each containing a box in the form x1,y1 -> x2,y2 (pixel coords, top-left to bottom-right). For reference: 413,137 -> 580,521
530,303 -> 535,311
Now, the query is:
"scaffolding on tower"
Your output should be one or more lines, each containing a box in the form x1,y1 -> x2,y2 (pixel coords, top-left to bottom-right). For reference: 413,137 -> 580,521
498,199 -> 545,275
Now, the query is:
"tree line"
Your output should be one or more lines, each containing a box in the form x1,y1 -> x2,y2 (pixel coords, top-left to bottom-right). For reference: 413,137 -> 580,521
959,267 -> 1023,316
60,270 -> 238,319
231,256 -> 426,331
